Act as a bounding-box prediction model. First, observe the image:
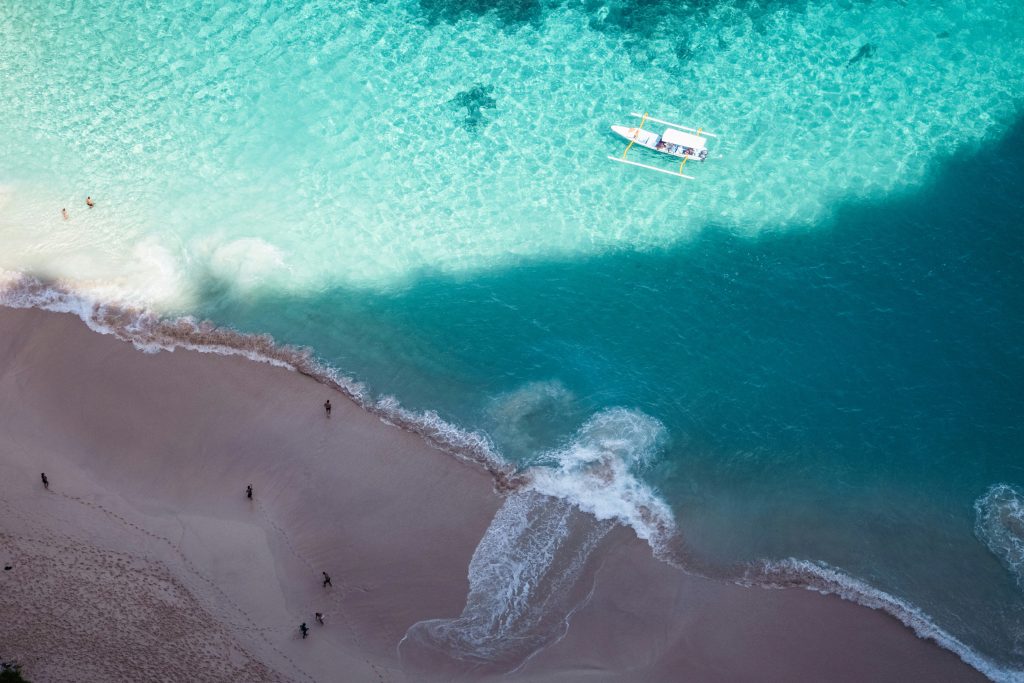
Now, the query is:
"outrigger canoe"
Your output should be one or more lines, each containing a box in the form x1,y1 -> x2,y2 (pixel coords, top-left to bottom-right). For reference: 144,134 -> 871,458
608,112 -> 717,179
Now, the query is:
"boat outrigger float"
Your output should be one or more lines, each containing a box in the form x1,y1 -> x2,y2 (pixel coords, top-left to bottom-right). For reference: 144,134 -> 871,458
609,112 -> 718,179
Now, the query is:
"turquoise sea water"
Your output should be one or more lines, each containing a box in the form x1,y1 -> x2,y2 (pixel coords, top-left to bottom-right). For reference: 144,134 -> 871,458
2,0 -> 1024,676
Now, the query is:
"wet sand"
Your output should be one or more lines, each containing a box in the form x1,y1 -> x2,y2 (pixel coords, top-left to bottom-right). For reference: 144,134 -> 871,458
0,307 -> 985,682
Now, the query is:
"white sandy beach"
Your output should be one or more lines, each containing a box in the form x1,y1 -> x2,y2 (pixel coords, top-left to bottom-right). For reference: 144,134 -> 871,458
0,306 -> 986,682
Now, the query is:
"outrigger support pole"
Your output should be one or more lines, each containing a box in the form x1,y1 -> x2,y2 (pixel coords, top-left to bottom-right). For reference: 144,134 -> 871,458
607,155 -> 695,179
621,112 -> 649,158
629,112 -> 718,138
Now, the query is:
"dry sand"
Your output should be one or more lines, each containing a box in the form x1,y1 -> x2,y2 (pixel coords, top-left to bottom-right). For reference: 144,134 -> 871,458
0,307 -> 985,682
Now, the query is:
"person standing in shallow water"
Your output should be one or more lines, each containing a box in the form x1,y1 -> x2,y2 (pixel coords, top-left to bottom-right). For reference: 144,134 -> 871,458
324,399 -> 331,417
85,196 -> 95,208
246,484 -> 253,500
41,473 -> 48,489
61,208 -> 68,220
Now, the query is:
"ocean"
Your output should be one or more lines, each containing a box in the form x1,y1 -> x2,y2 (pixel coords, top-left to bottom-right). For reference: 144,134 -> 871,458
1,0 -> 1023,678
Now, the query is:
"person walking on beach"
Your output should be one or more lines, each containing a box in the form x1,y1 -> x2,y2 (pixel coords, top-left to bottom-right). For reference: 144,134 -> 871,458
315,612 -> 324,625
85,196 -> 95,208
40,473 -> 48,490
324,399 -> 332,418
246,484 -> 253,500
300,622 -> 309,639
322,571 -> 332,588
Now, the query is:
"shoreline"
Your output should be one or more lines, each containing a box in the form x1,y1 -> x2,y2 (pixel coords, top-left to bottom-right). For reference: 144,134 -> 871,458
0,303 -> 992,681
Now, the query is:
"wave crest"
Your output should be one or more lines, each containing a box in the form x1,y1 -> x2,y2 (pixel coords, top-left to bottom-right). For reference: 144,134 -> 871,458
525,408 -> 676,549
745,558 -> 1019,683
974,483 -> 1024,591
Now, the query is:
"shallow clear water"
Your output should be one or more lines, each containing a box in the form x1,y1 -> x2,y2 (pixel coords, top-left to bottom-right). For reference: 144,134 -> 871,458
2,0 -> 1024,675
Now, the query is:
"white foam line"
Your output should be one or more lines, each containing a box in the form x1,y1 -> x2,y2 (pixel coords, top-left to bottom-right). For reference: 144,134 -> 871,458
0,270 -> 515,484
522,407 -> 678,554
0,271 -> 679,533
747,558 -> 1023,683
974,484 -> 1024,591
9,270 -> 1011,682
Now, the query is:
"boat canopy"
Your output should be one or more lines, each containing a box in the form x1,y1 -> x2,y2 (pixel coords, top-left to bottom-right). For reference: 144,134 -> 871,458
630,128 -> 660,146
661,128 -> 706,149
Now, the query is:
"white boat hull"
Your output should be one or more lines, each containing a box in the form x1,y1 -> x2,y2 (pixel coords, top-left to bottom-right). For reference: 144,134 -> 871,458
611,124 -> 707,161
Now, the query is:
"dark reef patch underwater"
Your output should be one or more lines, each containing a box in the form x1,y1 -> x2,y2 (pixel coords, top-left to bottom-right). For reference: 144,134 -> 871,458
448,84 -> 497,131
846,42 -> 876,67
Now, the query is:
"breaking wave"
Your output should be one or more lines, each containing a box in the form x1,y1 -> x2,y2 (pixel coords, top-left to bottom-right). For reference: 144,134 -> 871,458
975,484 -> 1024,591
399,409 -> 677,672
745,558 -> 1022,683
525,408 -> 676,551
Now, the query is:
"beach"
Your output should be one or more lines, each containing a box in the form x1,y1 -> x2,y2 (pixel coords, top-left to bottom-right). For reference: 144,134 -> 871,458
0,306 -> 986,682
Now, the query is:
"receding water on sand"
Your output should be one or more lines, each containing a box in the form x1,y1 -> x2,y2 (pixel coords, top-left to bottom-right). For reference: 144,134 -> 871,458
399,492 -> 614,675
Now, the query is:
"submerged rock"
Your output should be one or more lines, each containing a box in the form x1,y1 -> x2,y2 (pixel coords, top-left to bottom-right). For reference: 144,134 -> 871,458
449,84 -> 497,131
846,42 -> 876,67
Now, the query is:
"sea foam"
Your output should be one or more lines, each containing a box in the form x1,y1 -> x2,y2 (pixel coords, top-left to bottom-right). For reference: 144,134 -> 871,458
0,272 -> 516,486
397,408 -> 679,672
746,558 -> 1022,683
975,484 -> 1024,591
4,271 -> 1016,682
525,408 -> 676,550
399,491 -> 613,674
